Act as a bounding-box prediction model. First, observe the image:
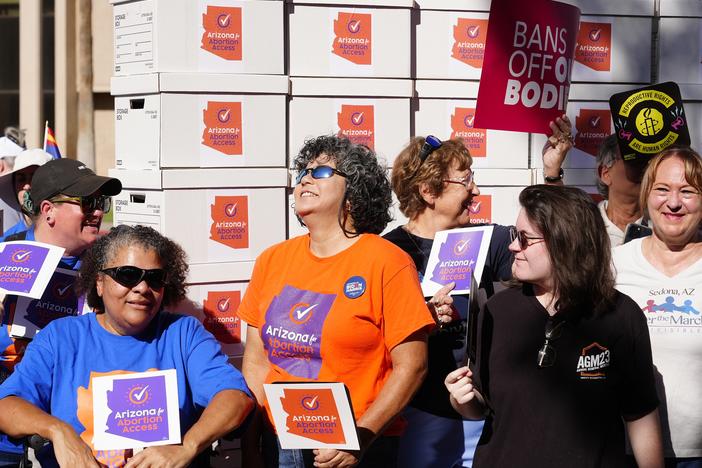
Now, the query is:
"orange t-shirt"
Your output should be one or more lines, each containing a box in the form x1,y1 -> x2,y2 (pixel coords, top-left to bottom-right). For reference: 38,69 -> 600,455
238,234 -> 434,435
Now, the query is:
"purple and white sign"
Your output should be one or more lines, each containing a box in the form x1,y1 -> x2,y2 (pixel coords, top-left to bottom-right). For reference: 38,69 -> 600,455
421,226 -> 494,297
262,285 -> 336,380
10,268 -> 92,339
0,241 -> 64,298
92,369 -> 180,450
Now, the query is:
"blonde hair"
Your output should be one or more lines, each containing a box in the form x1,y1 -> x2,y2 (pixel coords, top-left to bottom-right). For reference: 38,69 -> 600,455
391,138 -> 472,220
639,147 -> 702,215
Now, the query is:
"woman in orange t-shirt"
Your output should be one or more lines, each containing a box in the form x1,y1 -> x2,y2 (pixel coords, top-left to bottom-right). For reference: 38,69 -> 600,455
239,135 -> 435,468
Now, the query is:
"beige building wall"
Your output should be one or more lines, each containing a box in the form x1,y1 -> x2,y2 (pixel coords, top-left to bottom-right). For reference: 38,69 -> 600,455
93,1 -> 115,177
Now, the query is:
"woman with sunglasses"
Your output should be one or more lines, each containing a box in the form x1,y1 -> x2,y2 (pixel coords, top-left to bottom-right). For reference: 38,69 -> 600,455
383,116 -> 573,468
239,135 -> 434,468
445,185 -> 663,468
0,157 -> 122,466
613,148 -> 702,467
0,225 -> 254,467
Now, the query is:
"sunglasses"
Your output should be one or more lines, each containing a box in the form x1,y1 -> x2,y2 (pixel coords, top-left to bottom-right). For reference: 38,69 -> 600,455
537,319 -> 565,368
294,165 -> 348,185
509,226 -> 544,250
50,195 -> 112,214
101,266 -> 167,289
443,172 -> 475,191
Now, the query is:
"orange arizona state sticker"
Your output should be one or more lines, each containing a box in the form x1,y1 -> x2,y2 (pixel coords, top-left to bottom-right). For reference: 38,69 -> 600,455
202,101 -> 243,156
575,22 -> 611,72
451,18 -> 489,69
574,108 -> 610,157
451,107 -> 487,157
281,388 -> 346,444
468,195 -> 492,224
202,290 -> 242,344
337,104 -> 375,149
201,6 -> 243,61
332,12 -> 372,65
210,196 -> 249,249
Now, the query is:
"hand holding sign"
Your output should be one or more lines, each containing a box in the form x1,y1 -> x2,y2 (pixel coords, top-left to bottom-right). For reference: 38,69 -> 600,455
427,282 -> 459,326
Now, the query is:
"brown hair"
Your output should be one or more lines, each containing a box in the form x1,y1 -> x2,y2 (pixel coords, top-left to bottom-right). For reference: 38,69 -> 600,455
519,185 -> 616,317
391,137 -> 472,219
639,146 -> 702,216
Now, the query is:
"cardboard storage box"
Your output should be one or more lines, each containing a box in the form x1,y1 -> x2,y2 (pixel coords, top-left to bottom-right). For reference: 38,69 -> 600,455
659,18 -> 702,84
414,80 -> 529,169
288,78 -> 412,165
112,0 -> 283,75
112,73 -> 288,170
288,5 -> 411,78
110,168 -> 288,264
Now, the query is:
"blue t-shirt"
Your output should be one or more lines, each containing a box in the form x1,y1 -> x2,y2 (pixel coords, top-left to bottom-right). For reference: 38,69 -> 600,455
0,218 -> 29,242
0,312 -> 250,465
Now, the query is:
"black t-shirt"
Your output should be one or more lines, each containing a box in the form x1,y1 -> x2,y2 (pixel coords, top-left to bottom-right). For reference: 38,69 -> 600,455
383,224 -> 513,418
472,286 -> 659,468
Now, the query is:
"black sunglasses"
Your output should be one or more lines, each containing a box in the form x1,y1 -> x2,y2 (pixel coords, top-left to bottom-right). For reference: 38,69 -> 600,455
50,194 -> 112,214
509,226 -> 544,250
537,320 -> 565,368
101,266 -> 167,289
295,165 -> 348,185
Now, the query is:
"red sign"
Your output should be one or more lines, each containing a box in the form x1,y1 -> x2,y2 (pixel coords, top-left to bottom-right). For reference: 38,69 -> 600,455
210,196 -> 249,249
201,6 -> 243,61
202,290 -> 242,344
332,12 -> 372,65
468,195 -> 492,224
451,107 -> 487,157
452,18 -> 489,68
337,104 -> 375,149
574,108 -> 611,157
202,101 -> 243,155
575,22 -> 611,72
281,388 -> 346,445
474,0 -> 581,134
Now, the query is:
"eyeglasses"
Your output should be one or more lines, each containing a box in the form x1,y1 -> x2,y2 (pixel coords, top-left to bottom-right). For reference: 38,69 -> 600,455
294,165 -> 348,186
509,226 -> 544,250
443,172 -> 475,191
50,195 -> 112,214
537,320 -> 565,368
101,266 -> 167,289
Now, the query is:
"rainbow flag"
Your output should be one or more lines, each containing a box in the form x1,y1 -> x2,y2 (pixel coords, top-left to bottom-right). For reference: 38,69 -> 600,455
43,122 -> 62,159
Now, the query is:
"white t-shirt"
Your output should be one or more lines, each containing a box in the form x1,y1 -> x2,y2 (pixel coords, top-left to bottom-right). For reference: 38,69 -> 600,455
599,200 -> 644,248
613,238 -> 702,458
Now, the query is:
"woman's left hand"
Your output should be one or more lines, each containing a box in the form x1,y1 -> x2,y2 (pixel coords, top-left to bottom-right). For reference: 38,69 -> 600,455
124,444 -> 197,468
542,114 -> 573,176
313,448 -> 361,467
428,282 -> 460,326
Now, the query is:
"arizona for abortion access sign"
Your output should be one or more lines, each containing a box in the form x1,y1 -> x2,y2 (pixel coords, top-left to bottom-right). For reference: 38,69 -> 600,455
474,0 -> 581,134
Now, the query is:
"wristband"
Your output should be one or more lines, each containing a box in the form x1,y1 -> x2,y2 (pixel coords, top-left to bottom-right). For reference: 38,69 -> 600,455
543,168 -> 564,183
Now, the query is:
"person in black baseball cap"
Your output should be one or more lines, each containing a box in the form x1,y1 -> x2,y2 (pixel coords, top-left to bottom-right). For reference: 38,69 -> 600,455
12,158 -> 122,259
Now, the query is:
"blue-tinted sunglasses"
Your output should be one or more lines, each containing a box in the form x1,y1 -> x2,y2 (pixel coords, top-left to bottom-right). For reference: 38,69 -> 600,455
294,165 -> 348,185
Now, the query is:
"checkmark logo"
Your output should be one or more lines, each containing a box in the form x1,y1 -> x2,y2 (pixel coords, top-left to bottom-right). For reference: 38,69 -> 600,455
351,112 -> 364,126
464,114 -> 475,127
56,283 -> 72,297
454,239 -> 470,255
467,25 -> 480,38
304,395 -> 319,409
218,14 -> 231,28
225,203 -> 238,217
348,20 -> 361,33
218,109 -> 231,123
217,297 -> 231,312
469,201 -> 482,213
589,115 -> 601,127
12,250 -> 31,263
589,28 -> 601,41
134,385 -> 149,401
296,304 -> 317,321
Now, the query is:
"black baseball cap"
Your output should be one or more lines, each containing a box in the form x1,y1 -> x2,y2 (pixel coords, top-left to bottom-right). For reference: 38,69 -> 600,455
30,158 -> 122,204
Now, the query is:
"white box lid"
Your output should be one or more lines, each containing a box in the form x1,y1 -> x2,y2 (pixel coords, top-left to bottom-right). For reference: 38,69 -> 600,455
476,169 -> 532,186
568,83 -> 645,101
112,73 -> 290,95
162,168 -> 289,189
660,0 -> 702,16
681,84 -> 702,101
290,77 -> 413,97
109,168 -> 163,190
188,261 -> 255,284
289,0 -> 414,6
415,80 -> 480,99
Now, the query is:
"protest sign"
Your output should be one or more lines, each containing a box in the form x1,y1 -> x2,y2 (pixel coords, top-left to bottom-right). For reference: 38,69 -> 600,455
92,369 -> 180,450
264,382 -> 359,450
421,226 -> 493,297
0,241 -> 64,299
10,268 -> 92,339
609,82 -> 690,162
474,0 -> 581,134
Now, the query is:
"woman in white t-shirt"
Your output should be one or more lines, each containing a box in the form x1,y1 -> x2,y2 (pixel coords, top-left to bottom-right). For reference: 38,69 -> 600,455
613,147 -> 702,466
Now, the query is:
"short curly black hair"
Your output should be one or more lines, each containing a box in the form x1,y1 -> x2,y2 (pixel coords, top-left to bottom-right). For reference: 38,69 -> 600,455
293,135 -> 392,236
77,225 -> 189,312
